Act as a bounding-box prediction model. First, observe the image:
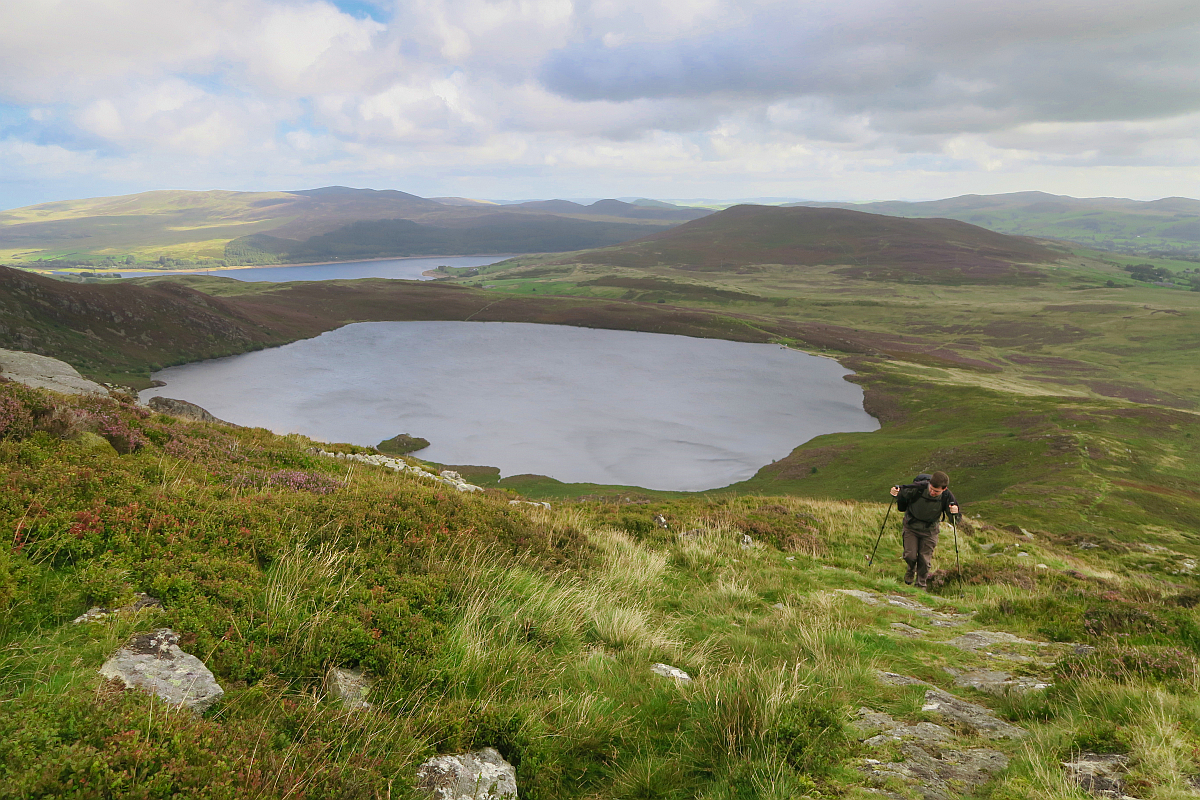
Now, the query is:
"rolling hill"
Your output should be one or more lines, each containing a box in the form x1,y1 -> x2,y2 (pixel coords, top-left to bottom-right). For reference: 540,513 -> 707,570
556,204 -> 1064,284
0,187 -> 708,267
787,191 -> 1200,257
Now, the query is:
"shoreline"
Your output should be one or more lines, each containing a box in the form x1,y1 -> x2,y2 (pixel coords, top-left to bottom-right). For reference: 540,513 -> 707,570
22,253 -> 519,277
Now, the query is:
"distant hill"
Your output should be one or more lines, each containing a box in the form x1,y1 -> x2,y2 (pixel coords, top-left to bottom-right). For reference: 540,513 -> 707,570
506,198 -> 712,222
570,204 -> 1062,284
227,214 -> 663,264
428,197 -> 500,206
0,187 -> 706,267
786,192 -> 1200,257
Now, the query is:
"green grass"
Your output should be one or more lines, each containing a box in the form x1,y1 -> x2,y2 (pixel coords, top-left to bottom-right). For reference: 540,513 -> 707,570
5,383 -> 1200,798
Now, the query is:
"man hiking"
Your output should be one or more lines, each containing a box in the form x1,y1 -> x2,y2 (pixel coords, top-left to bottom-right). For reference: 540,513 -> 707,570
889,471 -> 960,589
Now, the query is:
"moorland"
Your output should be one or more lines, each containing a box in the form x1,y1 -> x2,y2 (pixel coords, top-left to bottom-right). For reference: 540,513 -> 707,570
2,200 -> 1200,799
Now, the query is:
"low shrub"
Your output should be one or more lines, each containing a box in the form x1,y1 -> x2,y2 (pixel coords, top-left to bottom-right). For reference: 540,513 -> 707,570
1057,645 -> 1199,685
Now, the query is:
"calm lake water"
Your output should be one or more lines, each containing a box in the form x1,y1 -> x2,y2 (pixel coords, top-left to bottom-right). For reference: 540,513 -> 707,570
117,255 -> 509,282
141,321 -> 878,491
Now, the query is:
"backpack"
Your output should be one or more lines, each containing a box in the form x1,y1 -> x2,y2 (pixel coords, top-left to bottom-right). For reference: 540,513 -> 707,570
894,473 -> 933,513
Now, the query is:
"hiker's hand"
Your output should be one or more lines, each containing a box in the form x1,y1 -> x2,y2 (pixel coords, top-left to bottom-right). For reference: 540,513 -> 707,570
949,504 -> 959,514
890,486 -> 900,497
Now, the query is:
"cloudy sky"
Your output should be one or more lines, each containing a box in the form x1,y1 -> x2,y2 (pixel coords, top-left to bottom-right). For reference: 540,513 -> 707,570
2,0 -> 1199,208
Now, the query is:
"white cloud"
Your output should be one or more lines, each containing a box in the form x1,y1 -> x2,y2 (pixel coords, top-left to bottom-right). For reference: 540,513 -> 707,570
2,0 -> 1200,206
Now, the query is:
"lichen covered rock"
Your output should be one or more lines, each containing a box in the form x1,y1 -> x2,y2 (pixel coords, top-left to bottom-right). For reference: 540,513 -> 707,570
99,628 -> 224,713
416,747 -> 517,800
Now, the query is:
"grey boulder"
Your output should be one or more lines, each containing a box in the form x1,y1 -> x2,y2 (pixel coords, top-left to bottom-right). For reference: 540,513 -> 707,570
1062,753 -> 1134,799
148,396 -> 231,425
324,666 -> 373,710
0,348 -> 107,395
99,629 -> 224,713
651,663 -> 692,683
416,747 -> 517,800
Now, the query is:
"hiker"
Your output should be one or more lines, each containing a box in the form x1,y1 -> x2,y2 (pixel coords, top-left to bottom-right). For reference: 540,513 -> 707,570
889,471 -> 960,589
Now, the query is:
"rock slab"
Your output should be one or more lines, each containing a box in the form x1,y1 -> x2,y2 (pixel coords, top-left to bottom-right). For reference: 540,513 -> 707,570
99,629 -> 224,713
856,708 -> 1010,800
864,744 -> 1009,800
0,348 -> 106,395
922,689 -> 1028,739
416,747 -> 517,800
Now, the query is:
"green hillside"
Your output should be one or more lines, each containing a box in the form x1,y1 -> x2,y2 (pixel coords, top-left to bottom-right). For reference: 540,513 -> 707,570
3,368 -> 1200,799
788,192 -> 1200,258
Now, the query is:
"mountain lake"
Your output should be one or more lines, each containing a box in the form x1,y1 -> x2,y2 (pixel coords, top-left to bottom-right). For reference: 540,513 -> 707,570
115,255 -> 510,282
141,321 -> 879,491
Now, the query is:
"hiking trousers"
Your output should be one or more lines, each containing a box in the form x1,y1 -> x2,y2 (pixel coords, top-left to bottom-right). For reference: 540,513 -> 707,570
902,524 -> 939,587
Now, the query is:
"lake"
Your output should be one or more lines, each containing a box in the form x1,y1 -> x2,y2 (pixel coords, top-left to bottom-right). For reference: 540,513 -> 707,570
141,321 -> 879,491
117,255 -> 510,282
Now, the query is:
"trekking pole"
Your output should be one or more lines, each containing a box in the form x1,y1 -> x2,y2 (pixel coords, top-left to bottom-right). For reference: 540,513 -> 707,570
952,517 -> 960,572
952,516 -> 962,597
867,502 -> 893,568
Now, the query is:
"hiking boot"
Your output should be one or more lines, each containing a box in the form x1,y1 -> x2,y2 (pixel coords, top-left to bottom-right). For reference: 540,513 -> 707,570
903,566 -> 915,585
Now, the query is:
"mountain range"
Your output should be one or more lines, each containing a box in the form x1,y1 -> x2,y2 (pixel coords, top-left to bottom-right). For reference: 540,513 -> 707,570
0,186 -> 710,267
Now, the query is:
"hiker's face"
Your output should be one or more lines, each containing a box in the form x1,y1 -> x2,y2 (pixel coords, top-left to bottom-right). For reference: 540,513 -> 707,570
928,485 -> 947,497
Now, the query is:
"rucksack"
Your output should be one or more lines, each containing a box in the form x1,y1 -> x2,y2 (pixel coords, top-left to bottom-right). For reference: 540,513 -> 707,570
895,473 -> 933,513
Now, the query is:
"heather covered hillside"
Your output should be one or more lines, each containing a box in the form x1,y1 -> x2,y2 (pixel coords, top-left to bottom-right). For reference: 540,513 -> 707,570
4,380 -> 1200,799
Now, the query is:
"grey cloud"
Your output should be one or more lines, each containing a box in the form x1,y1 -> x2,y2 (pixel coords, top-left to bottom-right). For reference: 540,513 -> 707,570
539,0 -> 1200,142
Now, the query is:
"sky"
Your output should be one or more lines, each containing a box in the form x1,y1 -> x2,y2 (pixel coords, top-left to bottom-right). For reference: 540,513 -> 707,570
2,0 -> 1200,209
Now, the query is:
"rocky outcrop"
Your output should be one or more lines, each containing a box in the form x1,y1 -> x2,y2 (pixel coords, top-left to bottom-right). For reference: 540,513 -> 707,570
99,629 -> 224,713
0,347 -> 106,395
148,396 -> 231,425
862,744 -> 1009,800
416,747 -> 517,800
855,708 -> 1010,800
